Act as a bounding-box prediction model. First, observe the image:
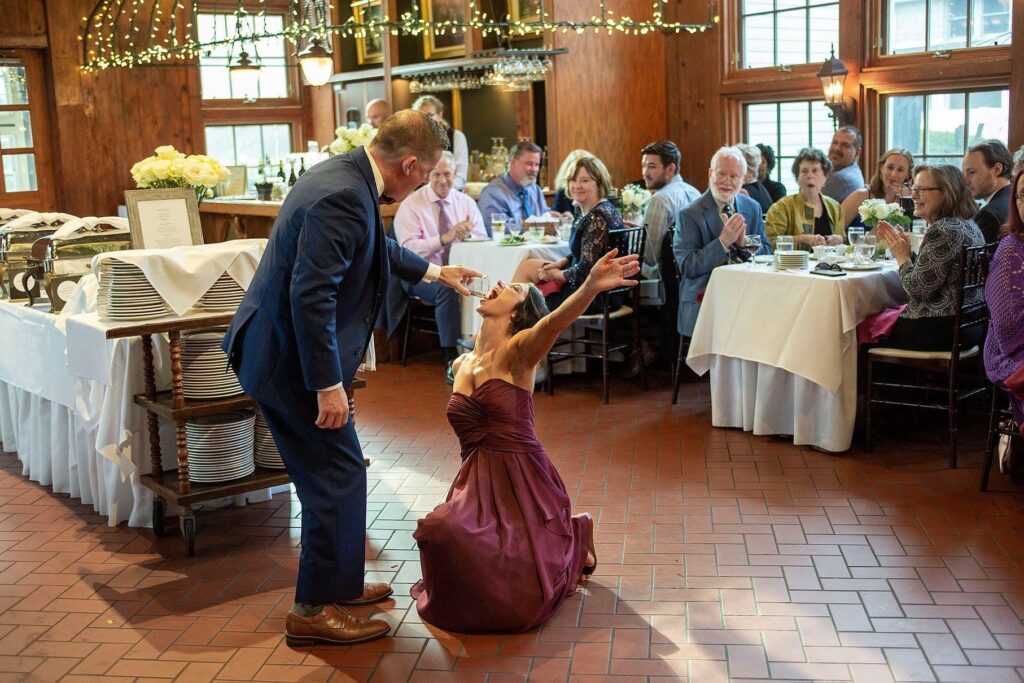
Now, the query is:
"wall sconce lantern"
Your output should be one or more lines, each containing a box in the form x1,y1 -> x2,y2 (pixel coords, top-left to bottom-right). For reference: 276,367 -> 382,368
817,46 -> 855,129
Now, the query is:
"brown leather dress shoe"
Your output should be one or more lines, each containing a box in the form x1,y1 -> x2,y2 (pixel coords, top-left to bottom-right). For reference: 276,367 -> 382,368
336,582 -> 394,606
285,604 -> 390,647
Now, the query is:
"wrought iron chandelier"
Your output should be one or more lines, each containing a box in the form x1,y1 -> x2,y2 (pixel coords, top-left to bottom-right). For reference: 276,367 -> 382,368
79,0 -> 719,72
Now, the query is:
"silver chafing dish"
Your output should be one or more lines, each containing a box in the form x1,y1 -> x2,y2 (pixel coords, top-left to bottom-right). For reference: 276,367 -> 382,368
23,217 -> 131,312
0,212 -> 77,301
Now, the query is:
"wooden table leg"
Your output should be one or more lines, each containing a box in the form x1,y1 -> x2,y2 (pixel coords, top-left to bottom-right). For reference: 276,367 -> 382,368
141,334 -> 163,482
169,331 -> 191,496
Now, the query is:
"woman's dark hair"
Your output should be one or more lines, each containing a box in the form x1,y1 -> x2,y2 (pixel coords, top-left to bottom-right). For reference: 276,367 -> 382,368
791,147 -> 832,179
1005,169 -> 1023,239
755,143 -> 776,174
508,284 -> 550,337
912,164 -> 978,221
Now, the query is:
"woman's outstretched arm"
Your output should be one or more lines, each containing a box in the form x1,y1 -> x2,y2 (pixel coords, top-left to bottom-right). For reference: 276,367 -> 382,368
511,250 -> 640,368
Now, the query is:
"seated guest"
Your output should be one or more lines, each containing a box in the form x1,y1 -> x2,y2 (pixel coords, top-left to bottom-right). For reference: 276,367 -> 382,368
674,146 -> 771,337
1013,145 -> 1024,176
478,141 -> 556,235
821,126 -> 865,203
984,168 -> 1024,430
876,165 -> 986,351
962,139 -> 1013,243
736,143 -> 773,214
765,147 -> 846,248
552,149 -> 593,214
412,96 -> 469,190
364,98 -> 391,129
640,140 -> 700,280
756,143 -> 787,204
513,155 -> 623,314
841,148 -> 914,230
394,152 -> 488,383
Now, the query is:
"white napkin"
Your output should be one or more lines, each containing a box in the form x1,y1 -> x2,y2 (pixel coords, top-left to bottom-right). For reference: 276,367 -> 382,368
92,239 -> 267,316
3,211 -> 79,230
0,208 -> 33,222
52,216 -> 129,240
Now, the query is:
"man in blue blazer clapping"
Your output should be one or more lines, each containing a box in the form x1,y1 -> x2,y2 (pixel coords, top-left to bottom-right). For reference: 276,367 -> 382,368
223,111 -> 480,646
674,146 -> 771,338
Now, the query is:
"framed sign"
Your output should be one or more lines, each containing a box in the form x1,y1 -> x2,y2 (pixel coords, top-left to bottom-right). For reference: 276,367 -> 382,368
124,188 -> 204,249
510,0 -> 542,24
421,0 -> 466,60
352,0 -> 384,65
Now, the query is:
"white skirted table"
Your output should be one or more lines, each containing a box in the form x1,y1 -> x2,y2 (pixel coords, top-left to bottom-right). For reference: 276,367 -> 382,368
449,239 -> 569,337
686,262 -> 907,452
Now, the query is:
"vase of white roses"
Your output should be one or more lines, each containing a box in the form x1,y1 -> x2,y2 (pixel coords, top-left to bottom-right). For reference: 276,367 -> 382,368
130,145 -> 230,204
329,123 -> 377,155
857,198 -> 911,257
619,183 -> 652,225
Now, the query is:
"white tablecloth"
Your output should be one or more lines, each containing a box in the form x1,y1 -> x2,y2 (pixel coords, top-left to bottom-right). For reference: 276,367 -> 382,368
686,263 -> 907,452
0,300 -> 273,527
449,239 -> 569,337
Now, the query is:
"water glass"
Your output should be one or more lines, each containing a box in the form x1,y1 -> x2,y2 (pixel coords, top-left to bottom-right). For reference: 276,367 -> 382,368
776,235 -> 794,252
848,227 -> 865,249
491,213 -> 507,241
528,226 -> 543,242
556,220 -> 572,242
507,217 -> 523,237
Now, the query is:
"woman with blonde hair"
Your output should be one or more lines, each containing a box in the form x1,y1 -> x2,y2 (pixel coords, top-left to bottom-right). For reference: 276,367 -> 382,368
551,148 -> 594,214
841,148 -> 914,229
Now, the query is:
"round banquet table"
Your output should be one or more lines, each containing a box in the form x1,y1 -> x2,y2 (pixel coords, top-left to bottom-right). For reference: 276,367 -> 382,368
686,261 -> 908,452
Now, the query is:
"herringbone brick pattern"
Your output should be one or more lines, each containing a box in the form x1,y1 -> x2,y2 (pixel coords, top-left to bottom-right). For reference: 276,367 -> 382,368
1,361 -> 1023,681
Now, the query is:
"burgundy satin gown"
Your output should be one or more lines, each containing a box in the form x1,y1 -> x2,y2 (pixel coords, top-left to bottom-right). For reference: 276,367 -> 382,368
411,378 -> 592,633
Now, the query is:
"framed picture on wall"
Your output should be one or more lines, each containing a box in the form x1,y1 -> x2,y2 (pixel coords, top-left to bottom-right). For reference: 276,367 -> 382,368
422,0 -> 466,60
352,0 -> 384,65
124,188 -> 204,249
510,0 -> 542,24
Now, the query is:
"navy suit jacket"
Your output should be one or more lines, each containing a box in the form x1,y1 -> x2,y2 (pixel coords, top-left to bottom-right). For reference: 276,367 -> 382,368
673,191 -> 770,337
223,146 -> 429,411
974,183 -> 1010,244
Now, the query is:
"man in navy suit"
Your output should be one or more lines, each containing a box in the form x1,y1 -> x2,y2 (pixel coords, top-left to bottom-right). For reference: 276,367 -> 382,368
674,146 -> 771,337
223,111 -> 481,646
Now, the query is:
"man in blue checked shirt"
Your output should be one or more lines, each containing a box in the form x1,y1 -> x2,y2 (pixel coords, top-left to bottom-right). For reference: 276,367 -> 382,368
478,141 -> 563,235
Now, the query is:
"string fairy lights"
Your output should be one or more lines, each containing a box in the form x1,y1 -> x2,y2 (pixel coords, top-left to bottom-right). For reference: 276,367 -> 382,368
79,0 -> 719,72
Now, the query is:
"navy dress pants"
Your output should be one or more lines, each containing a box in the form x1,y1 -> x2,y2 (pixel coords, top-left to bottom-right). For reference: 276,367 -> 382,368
258,401 -> 367,606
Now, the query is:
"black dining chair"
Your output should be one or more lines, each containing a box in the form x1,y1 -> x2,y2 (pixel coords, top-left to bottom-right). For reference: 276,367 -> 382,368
980,386 -> 1022,491
400,295 -> 440,366
864,243 -> 996,468
546,227 -> 648,404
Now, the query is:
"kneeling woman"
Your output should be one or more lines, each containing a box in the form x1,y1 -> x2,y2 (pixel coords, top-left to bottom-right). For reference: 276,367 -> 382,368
412,250 -> 640,633
512,154 -> 625,314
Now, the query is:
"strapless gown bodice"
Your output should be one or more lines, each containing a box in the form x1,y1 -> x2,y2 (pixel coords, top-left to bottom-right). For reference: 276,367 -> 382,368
447,378 -> 542,454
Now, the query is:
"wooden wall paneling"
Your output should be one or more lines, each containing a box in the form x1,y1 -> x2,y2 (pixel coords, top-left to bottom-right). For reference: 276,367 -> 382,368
1010,3 -> 1024,150
309,84 -> 337,150
548,0 -> 667,187
0,0 -> 47,47
45,0 -> 199,215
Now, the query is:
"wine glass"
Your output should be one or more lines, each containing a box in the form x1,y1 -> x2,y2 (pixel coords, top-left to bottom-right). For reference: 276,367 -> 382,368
742,234 -> 762,268
490,213 -> 507,241
507,217 -> 523,238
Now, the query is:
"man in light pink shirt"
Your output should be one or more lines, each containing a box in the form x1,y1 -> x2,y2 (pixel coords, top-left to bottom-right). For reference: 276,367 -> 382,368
394,152 -> 487,382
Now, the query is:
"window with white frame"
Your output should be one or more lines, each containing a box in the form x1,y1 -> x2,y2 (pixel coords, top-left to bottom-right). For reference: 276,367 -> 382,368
740,0 -> 840,69
197,13 -> 290,100
886,0 -> 1012,54
204,123 -> 293,191
744,99 -> 836,194
885,88 -> 1010,167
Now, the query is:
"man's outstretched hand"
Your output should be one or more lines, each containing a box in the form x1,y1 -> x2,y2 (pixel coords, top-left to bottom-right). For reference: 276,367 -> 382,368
438,265 -> 484,296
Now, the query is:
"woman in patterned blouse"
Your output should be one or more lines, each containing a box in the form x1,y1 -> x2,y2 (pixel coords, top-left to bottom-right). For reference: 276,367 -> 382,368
876,164 -> 985,351
984,168 -> 1024,428
513,155 -> 625,314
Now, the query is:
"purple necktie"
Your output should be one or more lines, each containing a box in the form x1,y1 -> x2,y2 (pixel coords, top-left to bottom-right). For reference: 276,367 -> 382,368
437,198 -> 452,264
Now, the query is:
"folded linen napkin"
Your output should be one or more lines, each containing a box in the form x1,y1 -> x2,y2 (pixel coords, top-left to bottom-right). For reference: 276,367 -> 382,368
51,216 -> 129,239
92,239 -> 267,316
856,304 -> 908,345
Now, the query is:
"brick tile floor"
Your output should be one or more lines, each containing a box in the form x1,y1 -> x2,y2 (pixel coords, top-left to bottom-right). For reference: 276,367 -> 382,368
1,361 -> 1023,681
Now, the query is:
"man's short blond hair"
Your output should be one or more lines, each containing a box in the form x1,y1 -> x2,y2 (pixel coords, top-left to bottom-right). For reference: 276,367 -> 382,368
368,110 -> 449,161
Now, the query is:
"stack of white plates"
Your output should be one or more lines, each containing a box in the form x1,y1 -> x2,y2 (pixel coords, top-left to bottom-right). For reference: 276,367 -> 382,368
196,274 -> 246,310
774,250 -> 810,270
185,411 -> 255,483
181,328 -> 244,400
254,412 -> 285,469
97,259 -> 172,321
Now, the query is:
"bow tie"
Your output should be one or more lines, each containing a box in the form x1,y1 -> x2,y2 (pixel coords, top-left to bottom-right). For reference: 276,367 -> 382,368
379,193 -> 396,206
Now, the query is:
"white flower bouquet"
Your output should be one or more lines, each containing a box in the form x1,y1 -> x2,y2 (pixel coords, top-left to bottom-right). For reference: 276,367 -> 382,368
329,123 -> 377,155
856,197 -> 911,229
130,145 -> 230,201
620,183 -> 652,212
